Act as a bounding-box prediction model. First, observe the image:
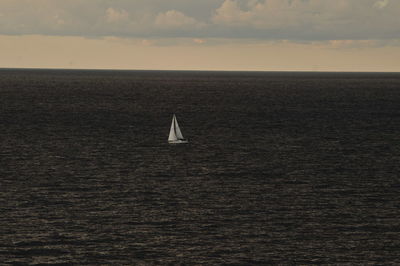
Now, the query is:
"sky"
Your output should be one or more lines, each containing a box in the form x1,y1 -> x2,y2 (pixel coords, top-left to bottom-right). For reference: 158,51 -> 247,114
1,0 -> 400,71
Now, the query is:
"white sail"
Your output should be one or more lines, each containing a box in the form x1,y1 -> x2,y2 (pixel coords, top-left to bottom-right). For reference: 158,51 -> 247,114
168,114 -> 188,143
168,115 -> 177,141
174,115 -> 184,140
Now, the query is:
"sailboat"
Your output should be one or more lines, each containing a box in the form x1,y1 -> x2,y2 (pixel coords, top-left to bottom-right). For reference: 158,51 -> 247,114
168,114 -> 188,144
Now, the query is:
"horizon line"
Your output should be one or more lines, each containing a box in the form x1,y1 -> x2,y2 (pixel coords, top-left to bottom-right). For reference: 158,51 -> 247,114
1,67 -> 399,74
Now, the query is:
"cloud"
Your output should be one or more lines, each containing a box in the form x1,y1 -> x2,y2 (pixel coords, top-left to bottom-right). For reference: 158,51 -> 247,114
154,10 -> 201,29
0,0 -> 399,42
106,8 -> 129,23
374,0 -> 390,9
328,40 -> 380,49
193,38 -> 206,44
211,0 -> 400,40
212,0 -> 253,25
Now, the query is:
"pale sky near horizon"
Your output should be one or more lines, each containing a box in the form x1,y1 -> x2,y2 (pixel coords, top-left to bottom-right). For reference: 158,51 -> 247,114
1,0 -> 400,71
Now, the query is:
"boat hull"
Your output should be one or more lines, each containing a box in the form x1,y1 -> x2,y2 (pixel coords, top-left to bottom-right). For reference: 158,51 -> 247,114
168,139 -> 189,144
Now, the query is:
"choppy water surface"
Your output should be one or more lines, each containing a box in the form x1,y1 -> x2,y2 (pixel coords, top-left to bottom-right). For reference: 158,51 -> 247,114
0,69 -> 399,264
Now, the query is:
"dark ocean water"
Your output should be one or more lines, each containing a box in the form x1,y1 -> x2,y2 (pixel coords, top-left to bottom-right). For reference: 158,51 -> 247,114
0,69 -> 399,265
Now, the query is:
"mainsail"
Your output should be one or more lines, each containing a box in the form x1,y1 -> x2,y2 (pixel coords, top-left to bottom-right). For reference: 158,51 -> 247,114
168,115 -> 177,141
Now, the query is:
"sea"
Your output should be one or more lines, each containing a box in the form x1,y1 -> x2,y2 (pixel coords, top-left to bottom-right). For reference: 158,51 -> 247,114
0,69 -> 399,265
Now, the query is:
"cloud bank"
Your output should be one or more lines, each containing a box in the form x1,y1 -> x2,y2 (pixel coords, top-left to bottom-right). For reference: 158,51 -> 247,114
0,0 -> 399,41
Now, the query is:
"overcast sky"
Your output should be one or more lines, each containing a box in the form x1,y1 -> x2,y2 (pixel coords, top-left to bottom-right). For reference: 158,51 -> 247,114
1,0 -> 399,71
